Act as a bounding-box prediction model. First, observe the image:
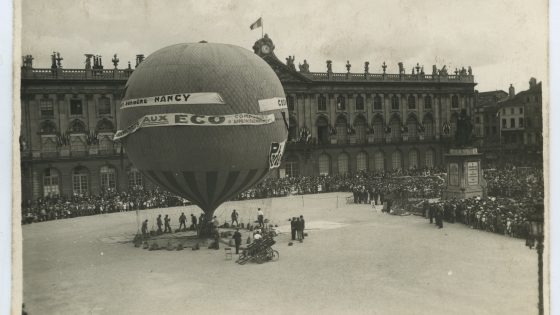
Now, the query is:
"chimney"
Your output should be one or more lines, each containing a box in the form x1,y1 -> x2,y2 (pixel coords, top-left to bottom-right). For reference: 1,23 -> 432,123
529,77 -> 537,89
509,84 -> 515,98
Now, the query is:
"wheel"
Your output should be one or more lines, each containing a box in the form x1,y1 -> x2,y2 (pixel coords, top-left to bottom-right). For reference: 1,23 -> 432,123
255,253 -> 266,264
272,250 -> 279,261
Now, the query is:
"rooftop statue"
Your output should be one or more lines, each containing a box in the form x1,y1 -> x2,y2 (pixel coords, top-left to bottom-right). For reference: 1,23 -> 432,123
364,61 -> 369,74
299,59 -> 310,73
432,65 -> 437,76
398,62 -> 404,74
326,60 -> 332,73
346,60 -> 351,73
468,66 -> 472,75
286,55 -> 296,70
454,109 -> 473,147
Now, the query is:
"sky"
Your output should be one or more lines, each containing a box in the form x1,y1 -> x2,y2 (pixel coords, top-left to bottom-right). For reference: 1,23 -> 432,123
20,0 -> 548,92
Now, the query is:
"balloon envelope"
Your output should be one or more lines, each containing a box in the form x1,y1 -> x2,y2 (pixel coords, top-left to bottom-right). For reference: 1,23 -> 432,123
116,42 -> 287,215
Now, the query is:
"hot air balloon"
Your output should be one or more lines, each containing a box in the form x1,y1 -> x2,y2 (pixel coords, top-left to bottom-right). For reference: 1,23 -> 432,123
115,42 -> 288,227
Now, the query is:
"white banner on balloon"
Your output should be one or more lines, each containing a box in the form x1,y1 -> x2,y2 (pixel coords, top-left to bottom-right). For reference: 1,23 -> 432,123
114,112 -> 275,140
120,92 -> 225,109
258,97 -> 287,112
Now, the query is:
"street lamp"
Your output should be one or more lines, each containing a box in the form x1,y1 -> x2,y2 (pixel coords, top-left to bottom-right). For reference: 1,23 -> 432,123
526,203 -> 544,315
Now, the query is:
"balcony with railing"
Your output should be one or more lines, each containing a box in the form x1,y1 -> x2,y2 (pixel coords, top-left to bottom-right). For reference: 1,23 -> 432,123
21,68 -> 133,81
305,71 -> 474,83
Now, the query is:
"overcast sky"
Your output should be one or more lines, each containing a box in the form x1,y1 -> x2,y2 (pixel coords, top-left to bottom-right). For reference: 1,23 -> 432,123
21,0 -> 548,92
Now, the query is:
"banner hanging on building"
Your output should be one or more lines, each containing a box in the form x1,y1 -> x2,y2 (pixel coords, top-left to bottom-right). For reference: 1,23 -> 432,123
114,112 -> 275,140
269,140 -> 286,169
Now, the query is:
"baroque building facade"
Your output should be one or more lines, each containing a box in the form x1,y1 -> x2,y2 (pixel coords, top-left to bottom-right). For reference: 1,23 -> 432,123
19,37 -> 476,202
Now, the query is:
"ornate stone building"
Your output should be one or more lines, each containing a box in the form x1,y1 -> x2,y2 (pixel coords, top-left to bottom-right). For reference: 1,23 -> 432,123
253,35 -> 476,177
20,37 -> 477,201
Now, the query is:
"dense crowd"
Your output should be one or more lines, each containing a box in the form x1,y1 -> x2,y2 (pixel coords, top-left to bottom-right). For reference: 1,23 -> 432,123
236,167 -> 446,200
423,195 -> 539,240
22,188 -> 188,223
485,167 -> 544,200
22,166 -> 543,236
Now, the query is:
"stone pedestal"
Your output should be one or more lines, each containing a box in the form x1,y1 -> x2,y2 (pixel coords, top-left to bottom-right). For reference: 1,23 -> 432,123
442,147 -> 487,200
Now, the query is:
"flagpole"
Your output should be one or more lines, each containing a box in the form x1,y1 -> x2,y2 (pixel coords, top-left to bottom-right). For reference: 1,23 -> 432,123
261,17 -> 264,38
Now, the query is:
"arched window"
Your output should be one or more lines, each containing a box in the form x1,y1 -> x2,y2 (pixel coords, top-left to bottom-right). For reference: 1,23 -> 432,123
336,95 -> 346,111
407,95 -> 416,110
372,115 -> 384,142
99,135 -> 114,155
100,165 -> 117,191
43,168 -> 60,197
69,119 -> 86,133
41,137 -> 57,155
285,155 -> 299,178
424,96 -> 432,109
335,115 -> 347,144
287,96 -> 295,111
97,97 -> 111,115
373,95 -> 383,110
356,152 -> 367,172
407,115 -> 419,139
423,114 -> 434,137
72,166 -> 89,196
128,167 -> 143,188
355,95 -> 364,111
374,152 -> 385,171
338,153 -> 349,175
408,150 -> 419,169
354,115 -> 367,144
96,119 -> 114,132
390,115 -> 401,140
317,95 -> 327,111
288,117 -> 298,142
451,95 -> 459,108
70,136 -> 86,155
391,151 -> 402,170
316,116 -> 330,145
318,154 -> 331,175
391,96 -> 400,110
39,120 -> 57,134
425,149 -> 435,168
450,113 -> 459,136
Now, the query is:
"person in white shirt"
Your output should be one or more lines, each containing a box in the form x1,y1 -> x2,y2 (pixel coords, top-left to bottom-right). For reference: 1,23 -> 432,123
257,208 -> 264,227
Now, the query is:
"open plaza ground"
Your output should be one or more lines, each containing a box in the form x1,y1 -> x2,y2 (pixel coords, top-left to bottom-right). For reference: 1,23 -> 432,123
23,192 -> 536,315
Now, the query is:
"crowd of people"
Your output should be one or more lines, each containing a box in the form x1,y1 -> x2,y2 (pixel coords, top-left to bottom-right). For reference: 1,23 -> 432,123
485,166 -> 544,200
422,195 -> 539,240
22,188 -> 188,224
22,166 -> 543,240
235,168 -> 446,201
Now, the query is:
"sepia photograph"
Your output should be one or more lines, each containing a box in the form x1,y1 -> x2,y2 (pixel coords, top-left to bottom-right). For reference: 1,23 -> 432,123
9,0 -> 553,314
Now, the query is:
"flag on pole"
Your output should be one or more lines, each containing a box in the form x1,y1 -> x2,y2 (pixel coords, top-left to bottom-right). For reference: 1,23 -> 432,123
250,17 -> 262,30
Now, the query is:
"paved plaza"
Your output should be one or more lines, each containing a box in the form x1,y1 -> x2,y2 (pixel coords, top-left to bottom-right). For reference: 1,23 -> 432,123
23,193 -> 536,315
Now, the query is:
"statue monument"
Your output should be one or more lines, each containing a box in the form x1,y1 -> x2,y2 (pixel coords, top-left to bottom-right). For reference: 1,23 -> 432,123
442,109 -> 486,199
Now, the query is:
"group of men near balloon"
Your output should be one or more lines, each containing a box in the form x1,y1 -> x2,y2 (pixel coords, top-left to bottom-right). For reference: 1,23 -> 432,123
289,215 -> 306,242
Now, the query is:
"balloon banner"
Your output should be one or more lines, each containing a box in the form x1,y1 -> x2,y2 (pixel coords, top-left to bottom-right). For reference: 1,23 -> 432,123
258,97 -> 287,112
120,92 -> 225,109
114,112 -> 276,140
